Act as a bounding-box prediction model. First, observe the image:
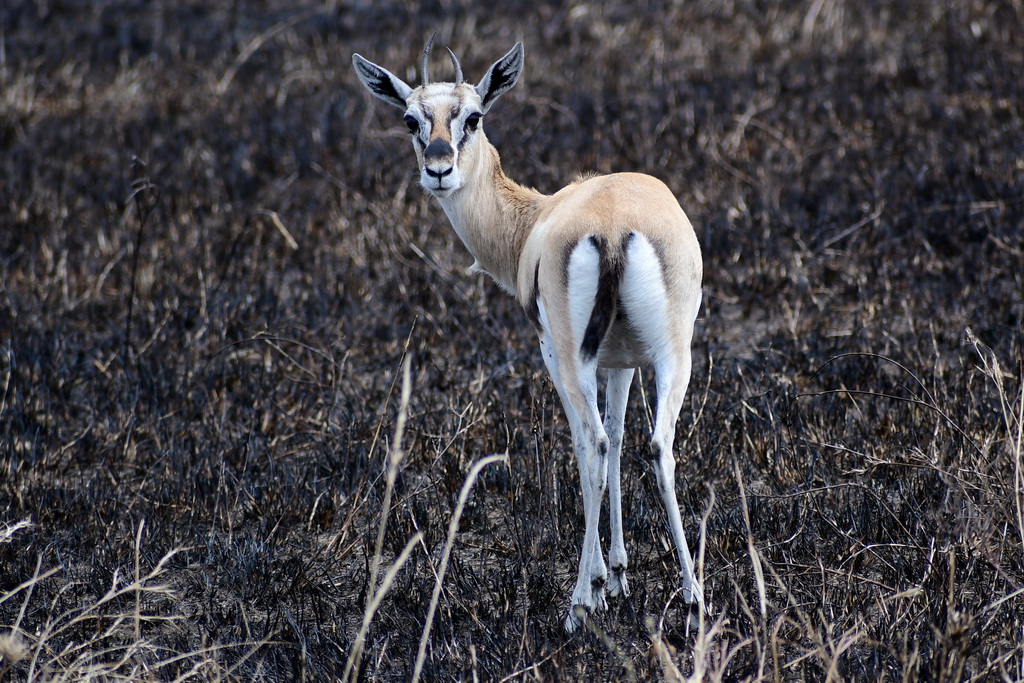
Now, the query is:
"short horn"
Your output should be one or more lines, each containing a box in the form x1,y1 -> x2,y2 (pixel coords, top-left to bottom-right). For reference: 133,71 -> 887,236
445,47 -> 463,83
421,33 -> 436,85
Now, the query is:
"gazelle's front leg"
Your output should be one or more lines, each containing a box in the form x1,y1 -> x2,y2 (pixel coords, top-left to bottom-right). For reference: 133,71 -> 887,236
539,333 -> 609,632
605,368 -> 634,598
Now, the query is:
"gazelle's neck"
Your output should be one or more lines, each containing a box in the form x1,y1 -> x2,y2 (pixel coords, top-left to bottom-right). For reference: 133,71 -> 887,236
436,134 -> 545,298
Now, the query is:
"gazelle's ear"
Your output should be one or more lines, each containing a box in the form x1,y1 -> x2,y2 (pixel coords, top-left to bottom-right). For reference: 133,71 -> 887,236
352,54 -> 413,109
475,43 -> 524,113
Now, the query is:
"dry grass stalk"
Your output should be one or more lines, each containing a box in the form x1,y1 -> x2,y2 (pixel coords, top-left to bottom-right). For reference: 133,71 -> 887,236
343,356 -> 417,682
412,452 -> 508,683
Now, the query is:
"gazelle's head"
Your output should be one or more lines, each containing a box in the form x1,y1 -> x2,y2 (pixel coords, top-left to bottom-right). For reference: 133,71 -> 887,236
353,38 -> 524,199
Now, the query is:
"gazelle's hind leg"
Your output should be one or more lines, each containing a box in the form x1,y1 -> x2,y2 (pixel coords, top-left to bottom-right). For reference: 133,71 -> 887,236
541,331 -> 609,633
620,232 -> 706,621
651,348 -> 704,615
605,367 -> 634,598
536,238 -> 612,633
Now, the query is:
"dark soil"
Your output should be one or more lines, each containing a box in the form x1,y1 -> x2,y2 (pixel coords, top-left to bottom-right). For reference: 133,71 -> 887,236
2,1 -> 1022,680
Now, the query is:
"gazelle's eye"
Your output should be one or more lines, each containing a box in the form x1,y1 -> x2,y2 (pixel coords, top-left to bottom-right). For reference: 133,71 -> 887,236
404,115 -> 420,134
465,113 -> 482,132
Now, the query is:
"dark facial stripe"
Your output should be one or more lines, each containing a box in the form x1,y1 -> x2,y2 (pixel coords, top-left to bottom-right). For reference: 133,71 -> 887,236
456,122 -> 473,151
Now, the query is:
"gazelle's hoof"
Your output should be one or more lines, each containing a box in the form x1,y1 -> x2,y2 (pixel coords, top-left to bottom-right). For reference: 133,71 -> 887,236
608,568 -> 630,597
564,603 -> 587,633
564,579 -> 608,633
682,579 -> 709,632
590,576 -> 608,612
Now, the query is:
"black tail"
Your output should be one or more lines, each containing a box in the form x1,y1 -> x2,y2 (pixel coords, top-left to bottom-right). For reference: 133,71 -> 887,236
580,232 -> 632,360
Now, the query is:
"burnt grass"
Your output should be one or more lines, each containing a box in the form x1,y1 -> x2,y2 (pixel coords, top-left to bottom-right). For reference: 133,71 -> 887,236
2,1 -> 1023,681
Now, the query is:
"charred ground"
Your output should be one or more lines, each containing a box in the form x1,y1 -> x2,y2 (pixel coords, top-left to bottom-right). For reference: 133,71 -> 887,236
1,1 -> 1023,680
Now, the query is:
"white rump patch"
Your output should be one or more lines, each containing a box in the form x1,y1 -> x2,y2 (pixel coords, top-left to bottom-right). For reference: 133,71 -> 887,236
565,239 -> 602,351
620,234 -> 673,362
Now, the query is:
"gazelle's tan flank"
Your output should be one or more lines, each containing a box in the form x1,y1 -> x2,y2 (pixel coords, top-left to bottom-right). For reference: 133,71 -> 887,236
353,39 -> 706,632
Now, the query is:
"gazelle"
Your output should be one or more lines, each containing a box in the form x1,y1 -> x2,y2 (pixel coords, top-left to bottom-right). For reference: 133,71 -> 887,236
353,38 -> 706,633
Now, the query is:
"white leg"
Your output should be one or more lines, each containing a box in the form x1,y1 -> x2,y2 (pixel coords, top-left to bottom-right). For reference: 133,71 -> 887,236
539,334 -> 609,633
539,334 -> 589,512
569,367 -> 609,632
605,367 -> 634,598
619,231 -> 705,618
651,349 -> 704,612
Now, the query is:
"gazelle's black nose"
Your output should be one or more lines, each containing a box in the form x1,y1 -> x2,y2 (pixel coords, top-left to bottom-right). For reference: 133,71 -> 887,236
424,139 -> 454,180
426,166 -> 453,179
424,138 -> 453,160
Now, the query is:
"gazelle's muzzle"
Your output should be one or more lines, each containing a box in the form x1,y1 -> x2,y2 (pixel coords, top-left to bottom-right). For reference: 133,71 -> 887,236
422,138 -> 456,192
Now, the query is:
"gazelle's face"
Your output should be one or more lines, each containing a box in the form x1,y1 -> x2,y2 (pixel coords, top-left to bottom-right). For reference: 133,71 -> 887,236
353,41 -> 524,200
402,83 -> 486,198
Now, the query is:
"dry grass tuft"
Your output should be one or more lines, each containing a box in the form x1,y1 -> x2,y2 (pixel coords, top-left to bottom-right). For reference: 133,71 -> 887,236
0,523 -> 264,681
